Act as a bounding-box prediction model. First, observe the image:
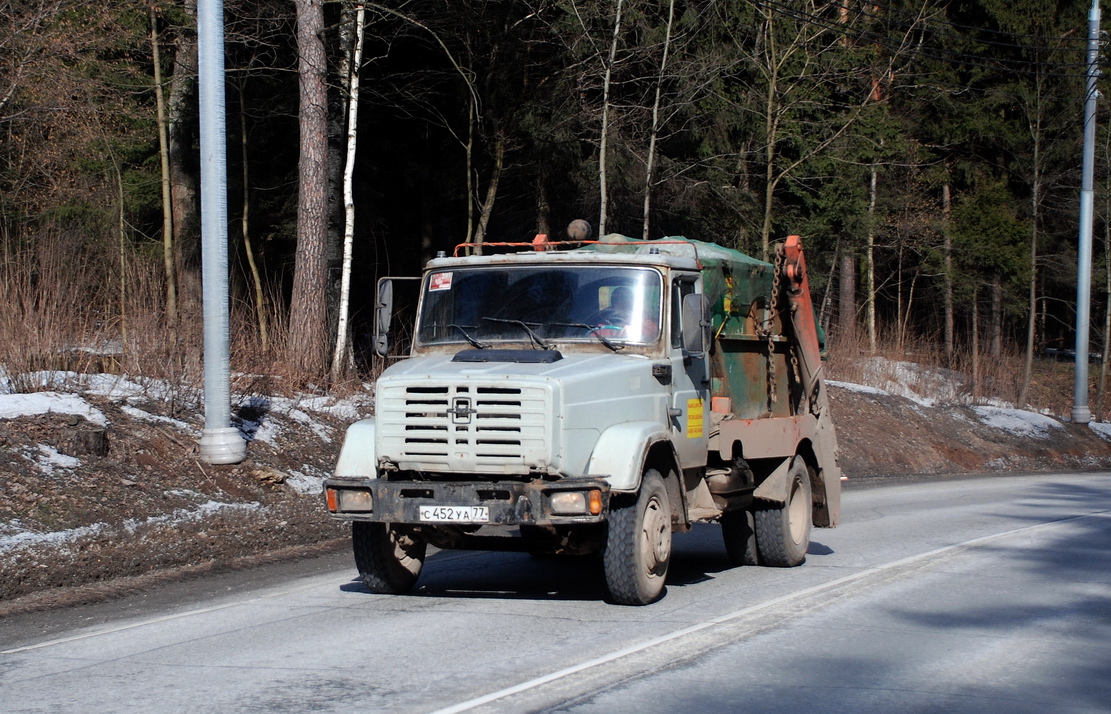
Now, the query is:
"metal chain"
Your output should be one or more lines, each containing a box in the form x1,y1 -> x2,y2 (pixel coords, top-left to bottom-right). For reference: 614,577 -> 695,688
765,245 -> 784,413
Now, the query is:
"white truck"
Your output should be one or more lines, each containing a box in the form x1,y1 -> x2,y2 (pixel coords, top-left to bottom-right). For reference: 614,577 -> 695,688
324,230 -> 841,605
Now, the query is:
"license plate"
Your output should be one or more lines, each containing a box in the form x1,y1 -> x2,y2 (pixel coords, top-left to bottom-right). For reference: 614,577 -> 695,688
418,505 -> 490,523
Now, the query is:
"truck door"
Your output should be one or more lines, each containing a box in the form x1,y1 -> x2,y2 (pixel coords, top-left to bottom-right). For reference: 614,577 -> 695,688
669,276 -> 709,468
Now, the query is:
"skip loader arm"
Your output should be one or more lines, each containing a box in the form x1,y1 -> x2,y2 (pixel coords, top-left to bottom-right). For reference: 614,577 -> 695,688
778,235 -> 842,522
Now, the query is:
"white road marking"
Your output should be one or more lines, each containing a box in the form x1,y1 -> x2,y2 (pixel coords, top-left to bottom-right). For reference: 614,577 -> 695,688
429,510 -> 1109,714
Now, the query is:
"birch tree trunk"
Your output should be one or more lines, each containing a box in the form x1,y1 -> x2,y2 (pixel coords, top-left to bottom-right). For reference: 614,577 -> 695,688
642,0 -> 675,240
472,134 -> 505,247
972,287 -> 980,399
901,268 -> 919,350
895,235 -> 903,349
990,274 -> 1002,358
536,176 -> 551,238
328,2 -> 356,295
1098,208 -> 1110,420
465,100 -> 475,246
288,0 -> 331,376
942,183 -> 954,363
238,80 -> 267,351
332,2 -> 366,383
865,160 -> 877,352
114,159 -> 128,349
150,7 -> 177,325
598,0 -> 625,237
1020,75 -> 1044,405
1099,124 -> 1111,420
820,241 -> 839,333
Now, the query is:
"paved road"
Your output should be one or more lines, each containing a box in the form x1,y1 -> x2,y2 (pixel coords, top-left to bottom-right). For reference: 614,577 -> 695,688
2,473 -> 1110,713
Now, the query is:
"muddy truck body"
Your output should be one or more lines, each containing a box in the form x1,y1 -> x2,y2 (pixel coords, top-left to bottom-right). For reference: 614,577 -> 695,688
324,234 -> 841,605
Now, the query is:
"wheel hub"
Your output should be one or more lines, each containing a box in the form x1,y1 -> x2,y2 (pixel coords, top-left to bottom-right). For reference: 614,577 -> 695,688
640,496 -> 671,575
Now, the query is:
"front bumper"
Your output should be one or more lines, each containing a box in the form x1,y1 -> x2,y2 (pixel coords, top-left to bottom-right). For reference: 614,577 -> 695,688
324,477 -> 611,526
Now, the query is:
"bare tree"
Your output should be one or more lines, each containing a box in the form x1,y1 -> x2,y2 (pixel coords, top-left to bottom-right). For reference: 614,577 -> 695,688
597,0 -> 624,237
332,1 -> 367,383
942,182 -> 954,363
641,0 -> 675,240
471,134 -> 505,248
288,0 -> 330,376
236,78 -> 268,351
168,0 -> 201,321
742,1 -> 930,259
150,6 -> 177,325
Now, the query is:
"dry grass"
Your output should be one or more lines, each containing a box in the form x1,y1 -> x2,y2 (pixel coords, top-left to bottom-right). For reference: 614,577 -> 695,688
0,229 -> 113,392
825,329 -> 1108,421
0,227 -> 333,399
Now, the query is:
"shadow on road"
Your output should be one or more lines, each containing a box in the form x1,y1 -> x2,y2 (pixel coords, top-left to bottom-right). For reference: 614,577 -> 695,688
337,522 -> 838,603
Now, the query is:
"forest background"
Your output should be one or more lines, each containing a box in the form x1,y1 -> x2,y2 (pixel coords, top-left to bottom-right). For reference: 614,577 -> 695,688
3,0 -> 1110,416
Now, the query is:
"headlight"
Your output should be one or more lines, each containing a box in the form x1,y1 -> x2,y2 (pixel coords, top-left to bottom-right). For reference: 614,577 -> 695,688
327,488 -> 374,513
550,490 -> 603,516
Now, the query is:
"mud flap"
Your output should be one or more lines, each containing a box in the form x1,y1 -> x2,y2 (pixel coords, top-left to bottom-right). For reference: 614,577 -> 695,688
752,456 -> 793,505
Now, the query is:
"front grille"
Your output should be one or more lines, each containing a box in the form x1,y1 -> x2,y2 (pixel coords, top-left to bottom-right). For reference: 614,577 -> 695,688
378,381 -> 553,474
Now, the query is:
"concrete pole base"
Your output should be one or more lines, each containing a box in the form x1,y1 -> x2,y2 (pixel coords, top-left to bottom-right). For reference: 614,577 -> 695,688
1071,406 -> 1093,425
199,427 -> 247,464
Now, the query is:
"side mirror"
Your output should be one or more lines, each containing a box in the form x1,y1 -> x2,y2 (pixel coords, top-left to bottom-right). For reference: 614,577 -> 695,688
682,293 -> 711,356
374,278 -> 394,357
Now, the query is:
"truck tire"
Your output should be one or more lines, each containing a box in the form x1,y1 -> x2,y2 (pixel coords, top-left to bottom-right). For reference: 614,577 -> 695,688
352,522 -> 426,594
754,459 -> 811,567
603,469 -> 671,605
721,509 -> 760,566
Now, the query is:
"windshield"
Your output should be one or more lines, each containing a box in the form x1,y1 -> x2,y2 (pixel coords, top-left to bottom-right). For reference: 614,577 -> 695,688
417,266 -> 662,348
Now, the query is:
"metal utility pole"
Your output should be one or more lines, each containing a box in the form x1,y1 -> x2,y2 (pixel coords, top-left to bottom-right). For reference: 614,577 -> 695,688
1073,0 -> 1101,425
197,0 -> 246,463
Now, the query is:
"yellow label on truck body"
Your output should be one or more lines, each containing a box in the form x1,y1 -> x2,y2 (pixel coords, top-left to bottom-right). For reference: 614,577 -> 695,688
686,398 -> 704,438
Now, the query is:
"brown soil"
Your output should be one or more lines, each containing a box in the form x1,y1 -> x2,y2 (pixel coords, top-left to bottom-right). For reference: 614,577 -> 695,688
2,382 -> 1110,616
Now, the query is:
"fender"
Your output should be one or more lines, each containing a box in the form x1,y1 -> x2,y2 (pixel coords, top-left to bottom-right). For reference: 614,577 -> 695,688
335,418 -> 379,478
752,455 -> 794,505
585,421 -> 673,491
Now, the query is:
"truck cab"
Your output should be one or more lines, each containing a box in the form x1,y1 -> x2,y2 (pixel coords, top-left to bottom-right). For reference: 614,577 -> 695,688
325,233 -> 841,605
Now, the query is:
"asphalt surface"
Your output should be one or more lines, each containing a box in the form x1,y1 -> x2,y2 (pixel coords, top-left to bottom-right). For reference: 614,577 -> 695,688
2,472 -> 1110,713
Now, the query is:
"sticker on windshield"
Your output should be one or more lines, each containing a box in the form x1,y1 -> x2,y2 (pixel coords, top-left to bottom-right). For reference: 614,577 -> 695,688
430,272 -> 453,291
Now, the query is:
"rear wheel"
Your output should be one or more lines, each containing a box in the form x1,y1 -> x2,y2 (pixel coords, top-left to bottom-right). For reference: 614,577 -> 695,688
352,522 -> 426,594
754,458 -> 812,567
721,508 -> 759,566
603,469 -> 672,605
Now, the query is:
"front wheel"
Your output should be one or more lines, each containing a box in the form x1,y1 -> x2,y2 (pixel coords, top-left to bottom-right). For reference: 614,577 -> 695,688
352,522 -> 427,594
754,458 -> 812,567
603,469 -> 672,605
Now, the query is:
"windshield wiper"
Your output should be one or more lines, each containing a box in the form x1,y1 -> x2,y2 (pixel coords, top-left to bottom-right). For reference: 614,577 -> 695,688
483,317 -> 551,350
448,323 -> 489,349
551,323 -> 624,352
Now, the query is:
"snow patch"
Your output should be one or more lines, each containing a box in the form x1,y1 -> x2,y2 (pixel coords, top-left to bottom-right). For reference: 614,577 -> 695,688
120,404 -> 192,431
0,391 -> 107,426
246,418 -> 283,445
164,489 -> 205,501
286,465 -> 328,495
0,501 -> 261,554
972,406 -> 1062,438
122,501 -> 261,533
288,408 -> 333,443
0,522 -> 109,553
34,444 -> 81,473
1089,421 -> 1111,441
827,380 -> 889,396
852,357 -> 970,406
